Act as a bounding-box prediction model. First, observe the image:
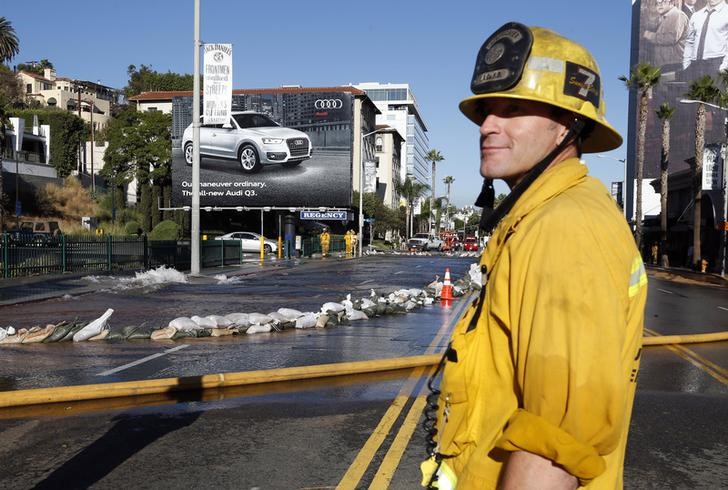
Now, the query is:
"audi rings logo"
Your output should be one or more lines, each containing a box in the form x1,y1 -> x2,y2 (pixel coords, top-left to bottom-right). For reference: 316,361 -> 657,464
315,99 -> 343,110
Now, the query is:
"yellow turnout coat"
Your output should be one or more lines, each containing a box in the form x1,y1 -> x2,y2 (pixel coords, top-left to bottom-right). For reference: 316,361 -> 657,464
431,158 -> 647,489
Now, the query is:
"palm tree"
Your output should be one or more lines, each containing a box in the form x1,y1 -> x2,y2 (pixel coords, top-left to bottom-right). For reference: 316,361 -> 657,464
619,62 -> 661,252
443,176 -> 454,229
394,175 -> 430,239
0,17 -> 19,64
685,75 -> 720,270
425,149 -> 444,235
656,102 -> 675,268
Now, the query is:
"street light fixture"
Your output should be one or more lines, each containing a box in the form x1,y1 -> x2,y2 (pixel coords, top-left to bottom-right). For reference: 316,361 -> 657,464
359,127 -> 394,257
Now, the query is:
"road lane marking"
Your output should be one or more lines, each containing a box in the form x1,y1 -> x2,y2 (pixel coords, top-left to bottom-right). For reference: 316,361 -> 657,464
336,293 -> 476,489
95,345 -> 189,376
369,393 -> 429,488
644,328 -> 728,386
359,279 -> 375,286
719,306 -> 728,312
393,271 -> 405,275
657,289 -> 674,295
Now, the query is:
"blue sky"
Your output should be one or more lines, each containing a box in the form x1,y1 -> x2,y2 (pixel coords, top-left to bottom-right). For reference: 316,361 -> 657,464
4,0 -> 633,207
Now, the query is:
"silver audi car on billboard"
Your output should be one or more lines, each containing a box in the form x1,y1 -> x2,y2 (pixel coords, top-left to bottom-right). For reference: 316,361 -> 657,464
182,111 -> 312,173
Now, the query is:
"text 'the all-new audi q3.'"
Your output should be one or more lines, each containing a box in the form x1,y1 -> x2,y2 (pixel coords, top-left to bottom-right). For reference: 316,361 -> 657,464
182,112 -> 312,173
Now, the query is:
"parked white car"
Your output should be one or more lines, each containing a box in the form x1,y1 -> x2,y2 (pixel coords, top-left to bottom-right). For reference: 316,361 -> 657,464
215,231 -> 277,254
182,112 -> 312,173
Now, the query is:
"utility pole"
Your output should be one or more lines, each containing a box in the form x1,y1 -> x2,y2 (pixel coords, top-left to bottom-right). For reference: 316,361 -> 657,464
190,0 -> 201,275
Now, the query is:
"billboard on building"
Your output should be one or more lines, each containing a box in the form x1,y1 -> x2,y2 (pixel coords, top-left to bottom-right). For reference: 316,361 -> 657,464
170,90 -> 354,208
634,0 -> 726,178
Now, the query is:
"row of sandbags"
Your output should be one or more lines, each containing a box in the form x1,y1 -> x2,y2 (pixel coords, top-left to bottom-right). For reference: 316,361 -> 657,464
0,265 -> 482,345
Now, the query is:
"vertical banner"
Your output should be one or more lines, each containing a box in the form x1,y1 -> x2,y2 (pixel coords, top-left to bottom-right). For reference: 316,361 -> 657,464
203,43 -> 233,125
702,145 -> 723,191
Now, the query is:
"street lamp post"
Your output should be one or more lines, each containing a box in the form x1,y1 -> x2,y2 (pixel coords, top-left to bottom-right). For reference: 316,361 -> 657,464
359,127 -> 392,257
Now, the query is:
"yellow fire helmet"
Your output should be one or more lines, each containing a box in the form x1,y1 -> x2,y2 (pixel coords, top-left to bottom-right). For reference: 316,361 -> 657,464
459,22 -> 622,153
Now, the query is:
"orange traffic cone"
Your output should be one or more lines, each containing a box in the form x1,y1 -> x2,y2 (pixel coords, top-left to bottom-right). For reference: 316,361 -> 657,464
441,268 -> 454,301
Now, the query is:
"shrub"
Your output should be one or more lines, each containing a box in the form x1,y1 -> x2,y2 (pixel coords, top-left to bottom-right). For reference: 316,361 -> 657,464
148,220 -> 181,240
124,220 -> 141,235
37,176 -> 98,220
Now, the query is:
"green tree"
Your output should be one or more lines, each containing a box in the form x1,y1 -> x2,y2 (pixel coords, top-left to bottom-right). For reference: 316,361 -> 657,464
102,107 -> 172,231
16,59 -> 54,75
0,17 -> 19,64
620,62 -> 661,251
394,175 -> 429,239
685,75 -> 720,269
655,102 -> 675,268
425,149 -> 444,234
443,176 -> 454,229
124,64 -> 193,97
10,108 -> 85,177
354,191 -> 402,241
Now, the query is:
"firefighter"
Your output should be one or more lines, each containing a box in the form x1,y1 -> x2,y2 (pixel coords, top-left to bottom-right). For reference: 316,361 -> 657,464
319,227 -> 331,257
421,23 -> 647,489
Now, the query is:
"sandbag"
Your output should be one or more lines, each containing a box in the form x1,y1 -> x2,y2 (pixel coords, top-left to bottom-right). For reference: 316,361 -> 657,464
248,313 -> 274,325
88,329 -> 110,341
169,317 -> 201,331
127,325 -> 155,340
0,329 -> 27,344
346,310 -> 369,321
294,312 -> 317,329
59,322 -> 86,342
321,302 -> 345,314
246,324 -> 272,334
151,326 -> 177,340
172,329 -> 197,340
207,315 -> 232,328
191,315 -> 217,328
210,327 -> 236,337
277,308 -> 303,320
22,325 -> 56,343
315,313 -> 329,329
73,308 -> 114,342
224,313 -> 250,327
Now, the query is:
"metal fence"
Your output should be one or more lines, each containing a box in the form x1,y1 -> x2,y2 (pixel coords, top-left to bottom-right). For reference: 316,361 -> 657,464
0,235 -> 265,279
0,234 -> 355,279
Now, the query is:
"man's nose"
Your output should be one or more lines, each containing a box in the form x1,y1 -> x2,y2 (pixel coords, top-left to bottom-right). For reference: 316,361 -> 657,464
480,113 -> 501,135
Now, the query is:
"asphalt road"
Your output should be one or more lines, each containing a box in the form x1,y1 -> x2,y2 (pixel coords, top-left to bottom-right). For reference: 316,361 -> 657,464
0,256 -> 726,489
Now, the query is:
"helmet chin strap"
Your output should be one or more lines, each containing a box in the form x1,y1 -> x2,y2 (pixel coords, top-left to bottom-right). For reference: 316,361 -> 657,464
478,118 -> 585,234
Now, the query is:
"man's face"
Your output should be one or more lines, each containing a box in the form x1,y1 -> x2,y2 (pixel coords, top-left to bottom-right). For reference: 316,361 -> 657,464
656,0 -> 671,15
684,0 -> 696,6
707,0 -> 723,8
478,98 -> 568,188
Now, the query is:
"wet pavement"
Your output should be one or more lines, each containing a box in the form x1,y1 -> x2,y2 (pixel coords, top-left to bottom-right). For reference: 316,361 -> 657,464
0,255 -> 726,488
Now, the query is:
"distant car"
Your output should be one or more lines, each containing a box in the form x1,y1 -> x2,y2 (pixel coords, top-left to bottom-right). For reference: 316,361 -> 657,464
462,236 -> 479,252
182,111 -> 312,173
407,233 -> 443,252
215,231 -> 277,254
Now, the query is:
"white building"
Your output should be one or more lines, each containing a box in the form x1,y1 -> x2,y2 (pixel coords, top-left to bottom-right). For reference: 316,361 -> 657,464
352,82 -> 429,187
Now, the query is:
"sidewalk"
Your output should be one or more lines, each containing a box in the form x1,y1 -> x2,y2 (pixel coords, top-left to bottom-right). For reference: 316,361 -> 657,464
646,264 -> 727,287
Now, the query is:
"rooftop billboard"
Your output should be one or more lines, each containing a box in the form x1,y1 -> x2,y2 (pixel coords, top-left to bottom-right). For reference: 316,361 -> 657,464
170,91 -> 354,208
635,0 -> 726,178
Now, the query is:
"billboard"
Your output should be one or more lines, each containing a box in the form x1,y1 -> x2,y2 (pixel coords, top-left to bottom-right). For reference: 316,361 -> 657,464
171,90 -> 354,208
634,0 -> 727,178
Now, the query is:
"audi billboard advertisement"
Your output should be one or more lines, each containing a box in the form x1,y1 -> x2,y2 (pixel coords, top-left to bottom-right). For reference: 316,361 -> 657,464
170,90 -> 355,208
